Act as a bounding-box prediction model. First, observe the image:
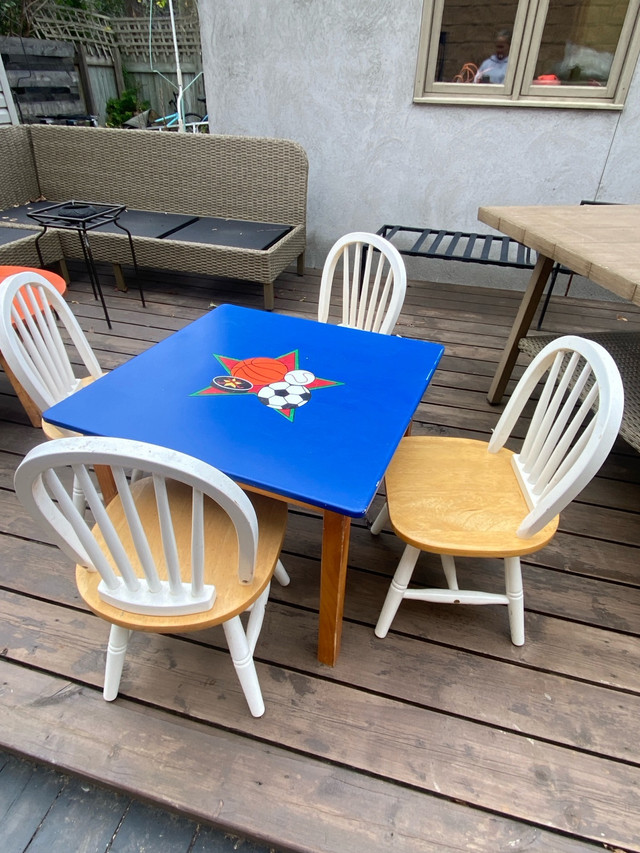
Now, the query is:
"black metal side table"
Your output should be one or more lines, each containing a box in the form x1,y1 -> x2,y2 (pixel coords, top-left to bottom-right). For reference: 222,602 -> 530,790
28,200 -> 145,329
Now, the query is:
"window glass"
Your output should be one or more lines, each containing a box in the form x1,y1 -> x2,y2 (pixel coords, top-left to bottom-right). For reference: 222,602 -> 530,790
438,1 -> 519,84
532,0 -> 630,86
415,0 -> 640,107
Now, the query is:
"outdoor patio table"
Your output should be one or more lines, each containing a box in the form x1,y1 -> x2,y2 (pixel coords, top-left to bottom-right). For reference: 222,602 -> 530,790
42,304 -> 444,665
478,204 -> 640,403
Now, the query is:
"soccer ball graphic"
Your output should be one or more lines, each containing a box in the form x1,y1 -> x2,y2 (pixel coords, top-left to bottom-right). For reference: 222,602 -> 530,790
258,381 -> 311,410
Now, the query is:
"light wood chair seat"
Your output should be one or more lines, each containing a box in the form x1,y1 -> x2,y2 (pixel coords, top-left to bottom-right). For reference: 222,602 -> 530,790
384,436 -> 558,558
372,336 -> 624,647
78,476 -> 287,633
15,437 -> 289,717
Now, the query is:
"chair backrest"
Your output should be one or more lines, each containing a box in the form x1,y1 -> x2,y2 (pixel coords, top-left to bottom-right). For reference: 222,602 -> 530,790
14,436 -> 260,617
317,232 -> 407,334
488,335 -> 624,538
0,270 -> 102,414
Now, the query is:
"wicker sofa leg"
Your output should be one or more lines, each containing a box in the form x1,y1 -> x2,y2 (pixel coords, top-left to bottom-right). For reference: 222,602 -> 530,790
264,282 -> 275,311
55,258 -> 70,284
112,263 -> 128,293
297,252 -> 305,276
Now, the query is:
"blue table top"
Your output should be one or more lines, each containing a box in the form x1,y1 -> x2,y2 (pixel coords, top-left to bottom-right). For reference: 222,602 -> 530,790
44,305 -> 444,517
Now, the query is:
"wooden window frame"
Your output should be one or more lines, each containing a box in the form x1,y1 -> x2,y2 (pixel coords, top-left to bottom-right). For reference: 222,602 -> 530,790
414,0 -> 640,109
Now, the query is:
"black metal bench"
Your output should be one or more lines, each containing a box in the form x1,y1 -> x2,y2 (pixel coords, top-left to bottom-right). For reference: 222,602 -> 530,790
377,224 -> 569,328
377,223 -> 537,269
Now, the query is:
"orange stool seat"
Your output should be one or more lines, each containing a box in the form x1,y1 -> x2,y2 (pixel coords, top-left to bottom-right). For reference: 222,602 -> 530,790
0,265 -> 67,297
0,266 -> 67,321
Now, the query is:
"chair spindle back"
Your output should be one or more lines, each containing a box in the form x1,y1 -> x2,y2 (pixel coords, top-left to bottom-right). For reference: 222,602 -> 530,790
488,335 -> 624,538
0,271 -> 102,412
16,437 -> 260,617
318,232 -> 407,335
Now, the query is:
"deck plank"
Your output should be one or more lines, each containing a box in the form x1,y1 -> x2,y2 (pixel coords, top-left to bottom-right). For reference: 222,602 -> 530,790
0,262 -> 639,852
0,663 -> 605,853
0,753 -> 66,853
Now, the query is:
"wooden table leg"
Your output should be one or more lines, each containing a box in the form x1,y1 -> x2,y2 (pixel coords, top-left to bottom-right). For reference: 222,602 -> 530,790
94,465 -> 117,505
318,509 -> 351,666
487,254 -> 555,404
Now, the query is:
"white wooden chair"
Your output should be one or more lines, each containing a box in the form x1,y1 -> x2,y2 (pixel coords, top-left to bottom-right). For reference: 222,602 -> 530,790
0,270 -> 292,590
14,436 -> 289,717
0,269 -> 108,511
0,270 -> 105,429
371,336 -> 624,645
317,232 -> 407,334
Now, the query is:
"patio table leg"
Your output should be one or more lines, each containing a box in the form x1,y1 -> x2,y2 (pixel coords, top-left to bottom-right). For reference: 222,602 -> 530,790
94,465 -> 117,505
487,254 -> 555,404
318,509 -> 351,666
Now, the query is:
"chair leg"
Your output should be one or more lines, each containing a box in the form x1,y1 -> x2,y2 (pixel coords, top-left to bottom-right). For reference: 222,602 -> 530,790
504,556 -> 525,646
244,585 -> 270,653
223,616 -> 265,717
103,624 -> 132,701
0,353 -> 42,427
536,262 -> 561,330
440,553 -> 459,590
375,544 -> 421,638
274,559 -> 290,586
72,474 -> 85,514
370,501 -> 389,535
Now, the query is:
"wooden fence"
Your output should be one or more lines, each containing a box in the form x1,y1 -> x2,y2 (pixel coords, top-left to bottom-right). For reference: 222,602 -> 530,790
30,7 -> 205,126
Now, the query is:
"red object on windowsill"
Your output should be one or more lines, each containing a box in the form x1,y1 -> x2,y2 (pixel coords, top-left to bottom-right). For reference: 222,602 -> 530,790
534,74 -> 561,85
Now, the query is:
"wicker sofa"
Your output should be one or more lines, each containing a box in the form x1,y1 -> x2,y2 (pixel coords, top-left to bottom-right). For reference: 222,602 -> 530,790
0,124 -> 308,309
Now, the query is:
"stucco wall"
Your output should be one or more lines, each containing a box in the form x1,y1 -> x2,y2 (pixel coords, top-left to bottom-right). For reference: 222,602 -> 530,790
198,0 -> 639,291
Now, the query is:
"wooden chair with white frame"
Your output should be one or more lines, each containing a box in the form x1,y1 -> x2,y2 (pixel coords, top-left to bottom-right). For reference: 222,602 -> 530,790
15,436 -> 290,717
0,270 -> 105,438
0,269 -> 108,510
317,232 -> 407,335
371,335 -> 624,645
0,271 -> 291,589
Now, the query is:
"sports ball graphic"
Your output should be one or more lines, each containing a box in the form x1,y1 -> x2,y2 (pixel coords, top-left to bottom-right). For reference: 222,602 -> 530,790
212,375 -> 253,391
231,357 -> 288,386
284,369 -> 316,386
258,381 -> 312,410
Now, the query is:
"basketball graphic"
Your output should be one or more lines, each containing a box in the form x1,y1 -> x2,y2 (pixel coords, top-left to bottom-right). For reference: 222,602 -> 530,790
192,348 -> 343,421
231,357 -> 288,386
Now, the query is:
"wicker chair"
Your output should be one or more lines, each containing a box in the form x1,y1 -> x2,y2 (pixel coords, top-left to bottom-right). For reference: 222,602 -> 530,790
519,330 -> 640,454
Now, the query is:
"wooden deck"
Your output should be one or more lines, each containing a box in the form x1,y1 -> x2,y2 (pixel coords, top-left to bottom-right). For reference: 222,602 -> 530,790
1,262 -> 640,853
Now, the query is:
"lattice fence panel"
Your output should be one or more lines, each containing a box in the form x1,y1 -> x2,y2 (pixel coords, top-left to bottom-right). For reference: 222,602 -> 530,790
32,8 -> 116,60
113,17 -> 201,63
32,8 -> 201,63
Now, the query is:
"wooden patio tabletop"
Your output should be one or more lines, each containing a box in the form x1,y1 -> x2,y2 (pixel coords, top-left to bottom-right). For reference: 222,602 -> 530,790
479,204 -> 640,403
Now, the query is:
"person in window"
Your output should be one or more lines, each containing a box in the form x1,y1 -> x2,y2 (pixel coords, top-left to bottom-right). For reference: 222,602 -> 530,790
474,30 -> 511,83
